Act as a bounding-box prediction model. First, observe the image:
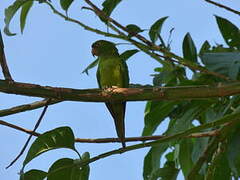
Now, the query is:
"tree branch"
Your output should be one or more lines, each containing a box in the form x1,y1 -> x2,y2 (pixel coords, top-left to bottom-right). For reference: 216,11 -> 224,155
43,1 -> 232,81
45,2 -> 125,40
187,120 -> 238,179
81,112 -> 240,167
83,0 -> 232,81
204,0 -> 240,16
0,80 -> 240,102
0,30 -> 13,81
2,111 -> 238,168
6,100 -> 50,168
0,98 -> 61,117
0,119 -> 220,143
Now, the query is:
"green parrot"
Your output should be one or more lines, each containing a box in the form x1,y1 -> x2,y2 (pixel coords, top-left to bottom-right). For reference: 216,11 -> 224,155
91,40 -> 129,148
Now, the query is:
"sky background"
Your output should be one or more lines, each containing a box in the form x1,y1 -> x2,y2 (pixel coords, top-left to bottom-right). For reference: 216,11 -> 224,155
0,0 -> 239,179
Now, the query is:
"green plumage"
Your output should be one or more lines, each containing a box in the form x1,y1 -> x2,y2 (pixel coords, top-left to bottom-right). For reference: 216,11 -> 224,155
92,40 -> 129,147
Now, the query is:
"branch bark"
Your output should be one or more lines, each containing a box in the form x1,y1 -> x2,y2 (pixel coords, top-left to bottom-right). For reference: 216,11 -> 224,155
0,79 -> 240,102
0,98 -> 61,117
84,0 -> 232,81
0,119 -> 220,143
0,31 -> 13,81
204,0 -> 240,16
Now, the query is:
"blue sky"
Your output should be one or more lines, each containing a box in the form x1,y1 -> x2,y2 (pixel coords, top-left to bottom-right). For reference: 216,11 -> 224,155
0,0 -> 239,179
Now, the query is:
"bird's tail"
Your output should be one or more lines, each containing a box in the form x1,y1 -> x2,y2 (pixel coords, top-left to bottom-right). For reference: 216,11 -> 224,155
105,102 -> 126,148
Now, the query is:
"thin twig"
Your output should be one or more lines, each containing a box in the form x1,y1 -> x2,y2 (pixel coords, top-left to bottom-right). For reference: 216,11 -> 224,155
154,52 -> 233,81
187,136 -> 219,180
187,120 -> 238,179
45,2 -> 125,40
0,119 -> 219,143
83,0 -> 232,81
204,0 -> 240,16
6,99 -> 51,169
45,1 -> 232,81
0,120 -> 40,136
0,98 -> 61,117
0,30 -> 13,81
80,114 -> 240,167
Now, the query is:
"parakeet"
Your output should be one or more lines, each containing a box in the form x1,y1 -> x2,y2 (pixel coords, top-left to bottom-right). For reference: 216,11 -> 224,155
91,40 -> 129,148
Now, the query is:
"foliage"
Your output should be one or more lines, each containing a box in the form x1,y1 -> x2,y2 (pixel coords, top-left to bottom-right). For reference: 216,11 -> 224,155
2,0 -> 240,180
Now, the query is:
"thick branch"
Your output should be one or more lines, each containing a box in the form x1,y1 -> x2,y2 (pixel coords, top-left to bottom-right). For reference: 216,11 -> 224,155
0,80 -> 240,102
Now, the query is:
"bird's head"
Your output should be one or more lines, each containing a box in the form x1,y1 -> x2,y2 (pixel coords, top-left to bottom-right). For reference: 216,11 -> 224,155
91,40 -> 118,57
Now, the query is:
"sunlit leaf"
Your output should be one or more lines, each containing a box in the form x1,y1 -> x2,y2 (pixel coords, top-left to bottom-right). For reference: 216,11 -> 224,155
23,126 -> 77,167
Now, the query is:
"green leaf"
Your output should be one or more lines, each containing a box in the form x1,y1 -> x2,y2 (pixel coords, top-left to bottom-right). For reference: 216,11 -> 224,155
199,41 -> 211,56
149,161 -> 179,180
126,24 -> 144,37
101,0 -> 121,22
20,1 -> 33,33
215,15 -> 240,49
4,0 -> 32,36
142,101 -> 177,136
75,152 -> 90,180
179,139 -> 194,177
60,0 -> 74,13
120,49 -> 139,61
152,68 -> 177,86
182,33 -> 197,63
82,58 -> 99,75
48,158 -> 90,180
209,152 -> 231,180
167,105 -> 200,135
200,52 -> 240,80
149,16 -> 168,43
192,138 -> 209,164
227,128 -> 240,177
20,169 -> 47,180
143,144 -> 168,180
23,126 -> 76,167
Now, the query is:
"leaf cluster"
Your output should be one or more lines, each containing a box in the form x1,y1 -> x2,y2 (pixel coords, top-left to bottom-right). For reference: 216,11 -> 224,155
3,0 -> 240,180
